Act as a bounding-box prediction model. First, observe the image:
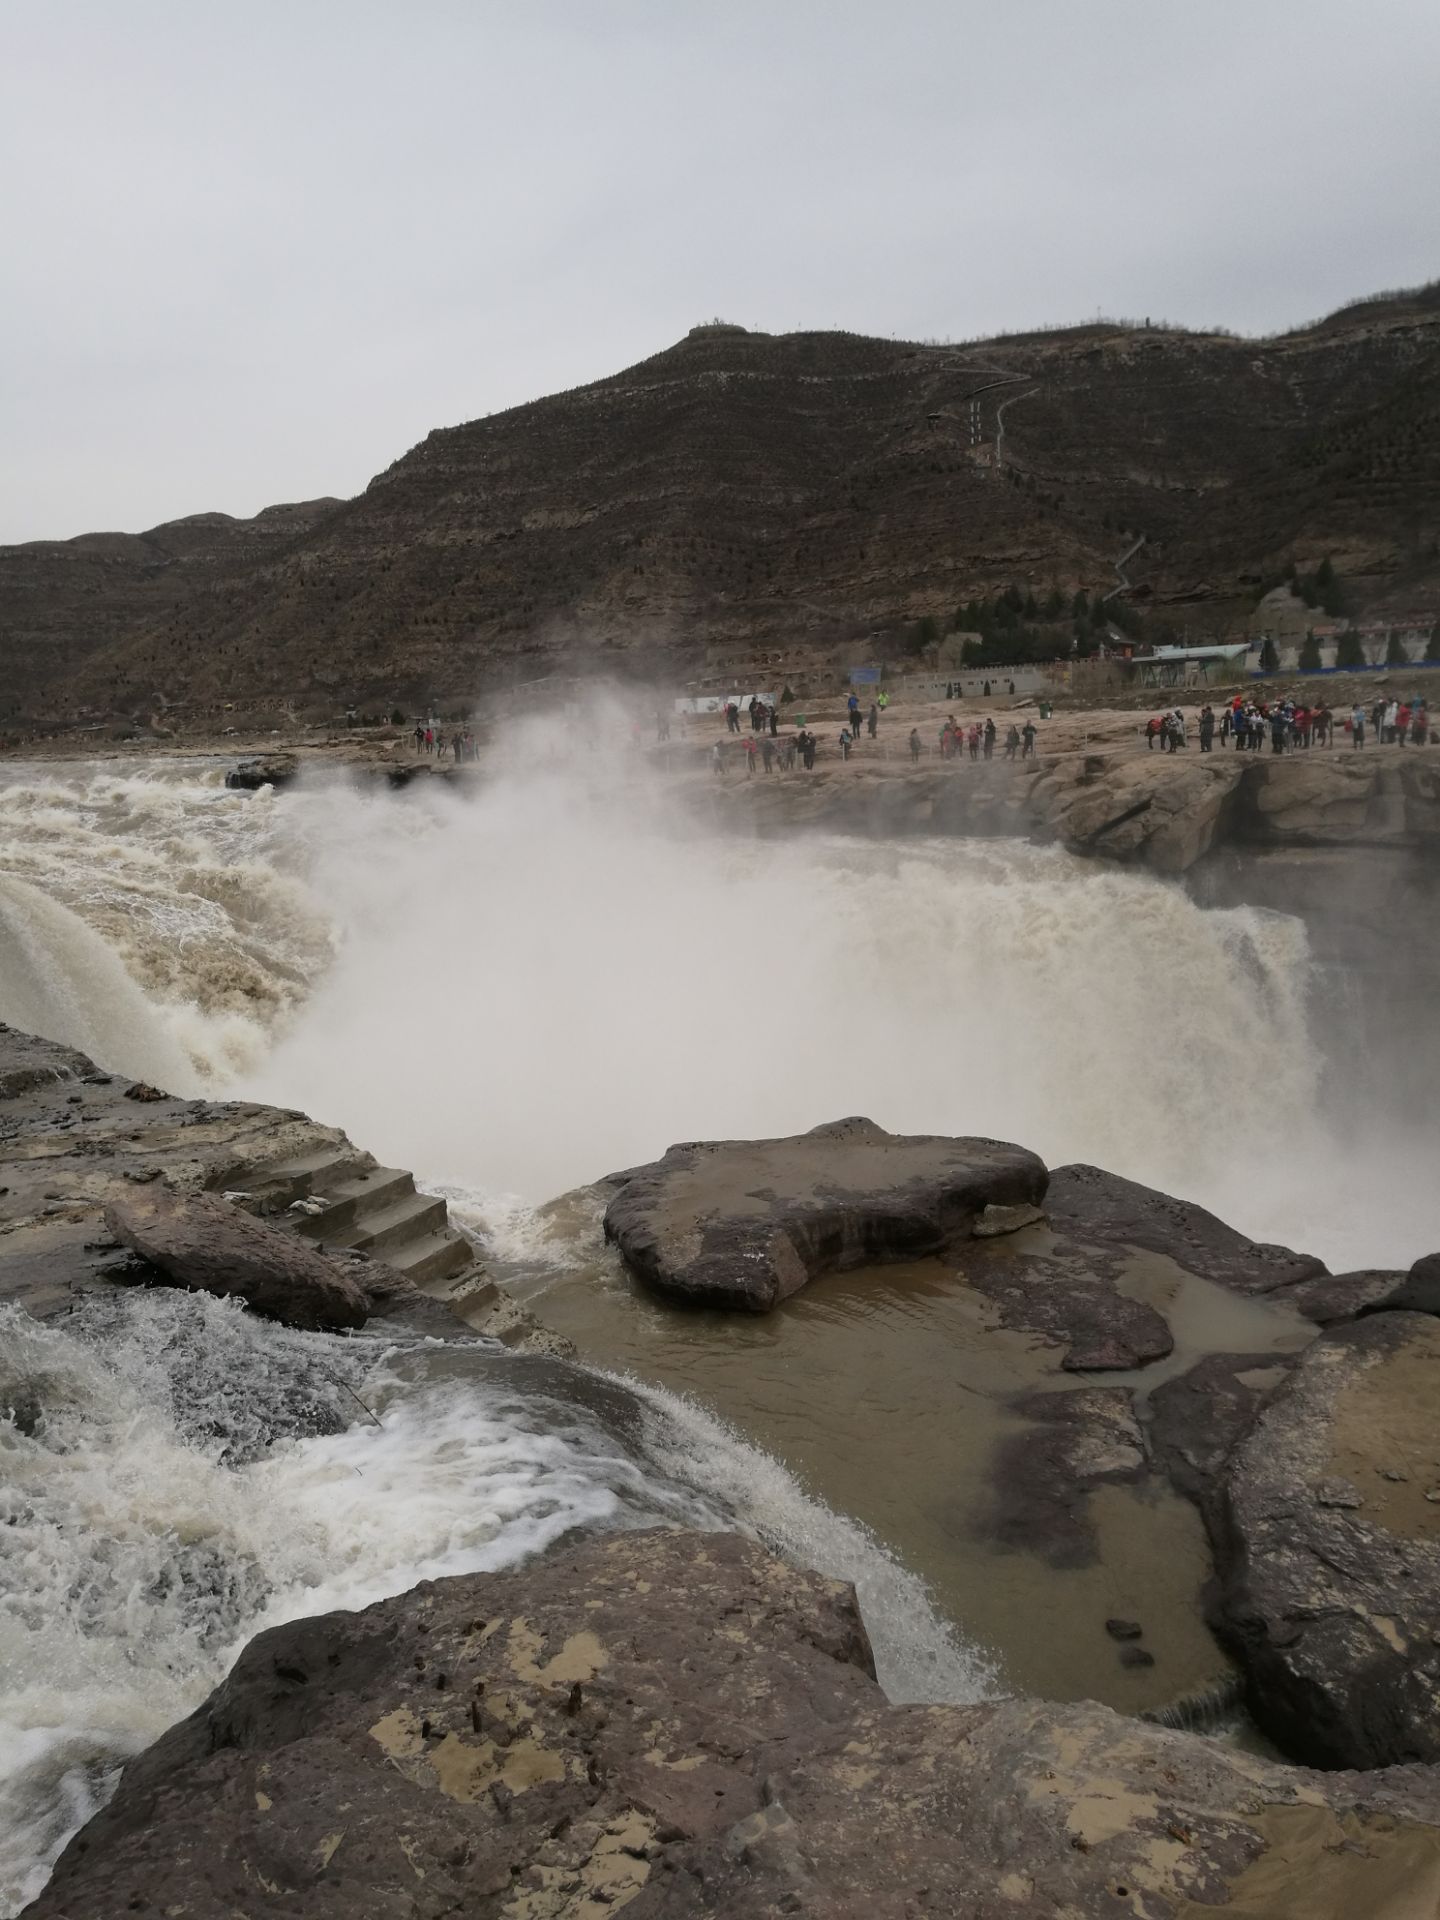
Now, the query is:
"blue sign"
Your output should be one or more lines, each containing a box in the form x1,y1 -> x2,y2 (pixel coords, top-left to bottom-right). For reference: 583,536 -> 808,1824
850,667 -> 881,684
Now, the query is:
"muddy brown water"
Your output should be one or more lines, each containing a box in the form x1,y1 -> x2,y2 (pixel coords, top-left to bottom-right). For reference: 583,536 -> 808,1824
494,1201 -> 1313,1713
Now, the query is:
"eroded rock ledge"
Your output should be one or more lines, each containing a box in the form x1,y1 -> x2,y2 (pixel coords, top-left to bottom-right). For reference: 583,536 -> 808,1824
596,1120 -> 1440,1772
29,1528 -> 1440,1919
1220,1311 -> 1440,1771
0,1025 -> 535,1346
602,1118 -> 1046,1310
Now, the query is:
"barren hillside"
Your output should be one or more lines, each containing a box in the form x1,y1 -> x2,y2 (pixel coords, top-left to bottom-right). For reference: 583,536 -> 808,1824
3,285 -> 1438,722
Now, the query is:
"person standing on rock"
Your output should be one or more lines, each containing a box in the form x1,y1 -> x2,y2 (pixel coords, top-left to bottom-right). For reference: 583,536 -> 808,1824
742,736 -> 758,775
803,731 -> 817,770
1199,706 -> 1215,752
983,717 -> 996,759
413,722 -> 424,753
1146,715 -> 1161,750
761,736 -> 775,772
838,729 -> 852,760
847,692 -> 861,736
1396,701 -> 1412,745
1005,724 -> 1021,760
1270,708 -> 1287,754
868,702 -> 879,738
1021,720 -> 1037,759
1350,703 -> 1366,747
909,727 -> 922,762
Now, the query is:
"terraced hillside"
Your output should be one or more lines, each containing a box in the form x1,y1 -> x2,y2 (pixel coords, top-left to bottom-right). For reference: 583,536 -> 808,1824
3,285 -> 1438,722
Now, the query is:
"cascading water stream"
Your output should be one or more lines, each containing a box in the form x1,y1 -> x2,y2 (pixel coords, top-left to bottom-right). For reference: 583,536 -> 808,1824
2,745 -> 1438,1912
0,1293 -> 984,1914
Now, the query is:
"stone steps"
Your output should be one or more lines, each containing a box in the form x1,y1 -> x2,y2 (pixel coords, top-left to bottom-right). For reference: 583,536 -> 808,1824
291,1167 -> 416,1244
257,1146 -> 491,1316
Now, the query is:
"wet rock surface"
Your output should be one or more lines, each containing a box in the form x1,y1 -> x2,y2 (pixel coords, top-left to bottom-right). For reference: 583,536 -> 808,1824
985,1386 -> 1148,1567
31,1529 -> 1440,1920
1219,1310 -> 1440,1770
105,1184 -> 370,1330
1041,1162 -> 1326,1298
0,1026 -> 527,1345
602,1117 -> 1047,1310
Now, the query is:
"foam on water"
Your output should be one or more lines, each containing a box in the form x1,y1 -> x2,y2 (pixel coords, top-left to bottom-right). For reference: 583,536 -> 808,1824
0,1293 -> 984,1913
2,744 -> 1437,1907
2,749 -> 1435,1263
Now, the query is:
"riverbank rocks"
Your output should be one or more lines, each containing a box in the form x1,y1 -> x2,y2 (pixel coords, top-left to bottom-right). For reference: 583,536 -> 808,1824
602,1118 -> 1047,1310
1042,1163 -> 1327,1297
32,1529 -> 1440,1919
1219,1311 -> 1440,1769
105,1184 -> 371,1330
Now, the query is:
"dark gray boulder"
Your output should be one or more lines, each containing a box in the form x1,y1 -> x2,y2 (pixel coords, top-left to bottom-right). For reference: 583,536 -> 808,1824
105,1184 -> 370,1331
1219,1310 -> 1440,1768
30,1529 -> 1440,1919
1393,1251 -> 1440,1316
602,1117 -> 1047,1310
1044,1163 -> 1327,1296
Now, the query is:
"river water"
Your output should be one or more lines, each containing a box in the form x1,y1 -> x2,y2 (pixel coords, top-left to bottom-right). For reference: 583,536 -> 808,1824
0,748 -> 1435,1911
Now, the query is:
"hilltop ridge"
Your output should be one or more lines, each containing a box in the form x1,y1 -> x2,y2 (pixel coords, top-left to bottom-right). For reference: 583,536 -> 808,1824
2,287 -> 1438,722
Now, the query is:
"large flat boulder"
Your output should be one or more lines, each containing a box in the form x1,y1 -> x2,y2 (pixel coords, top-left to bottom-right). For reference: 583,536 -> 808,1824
602,1118 -> 1047,1310
105,1184 -> 369,1331
31,1529 -> 1440,1920
1219,1310 -> 1440,1768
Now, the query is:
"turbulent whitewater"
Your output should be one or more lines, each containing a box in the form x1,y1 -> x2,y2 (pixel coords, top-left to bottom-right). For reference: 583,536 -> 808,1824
1,751 -> 1432,1267
2,743 -> 1437,1912
0,1289 -> 979,1913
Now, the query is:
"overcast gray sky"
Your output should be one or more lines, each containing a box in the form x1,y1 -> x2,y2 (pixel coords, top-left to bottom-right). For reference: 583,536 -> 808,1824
4,0 -> 1437,543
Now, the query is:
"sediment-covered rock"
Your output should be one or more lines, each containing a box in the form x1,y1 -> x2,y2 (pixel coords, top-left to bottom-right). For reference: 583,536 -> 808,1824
31,1529 -> 1440,1919
986,1386 -> 1149,1566
0,1025 -> 521,1342
602,1117 -> 1046,1310
105,1184 -> 370,1331
1220,1310 -> 1440,1769
1043,1162 -> 1327,1297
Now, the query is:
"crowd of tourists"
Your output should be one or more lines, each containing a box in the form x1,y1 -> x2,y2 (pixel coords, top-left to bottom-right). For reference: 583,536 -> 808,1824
1147,693 -> 1431,754
715,729 -> 821,774
413,721 -> 478,761
931,714 -> 1037,761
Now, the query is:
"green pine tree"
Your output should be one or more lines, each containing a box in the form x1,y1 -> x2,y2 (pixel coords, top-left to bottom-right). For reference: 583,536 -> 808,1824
1298,631 -> 1323,671
1426,623 -> 1440,663
1385,629 -> 1409,666
1259,637 -> 1280,673
1336,629 -> 1367,670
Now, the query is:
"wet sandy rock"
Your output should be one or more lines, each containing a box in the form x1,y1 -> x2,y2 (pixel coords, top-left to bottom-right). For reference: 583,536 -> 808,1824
1220,1310 -> 1440,1768
31,1529 -> 1440,1919
602,1117 -> 1047,1310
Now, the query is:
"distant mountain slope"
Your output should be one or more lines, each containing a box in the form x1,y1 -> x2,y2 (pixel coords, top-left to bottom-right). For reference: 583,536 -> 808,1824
3,285 -> 1438,720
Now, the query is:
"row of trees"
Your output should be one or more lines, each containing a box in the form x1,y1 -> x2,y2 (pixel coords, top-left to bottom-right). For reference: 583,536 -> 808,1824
1288,556 -> 1349,619
1263,625 -> 1440,673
